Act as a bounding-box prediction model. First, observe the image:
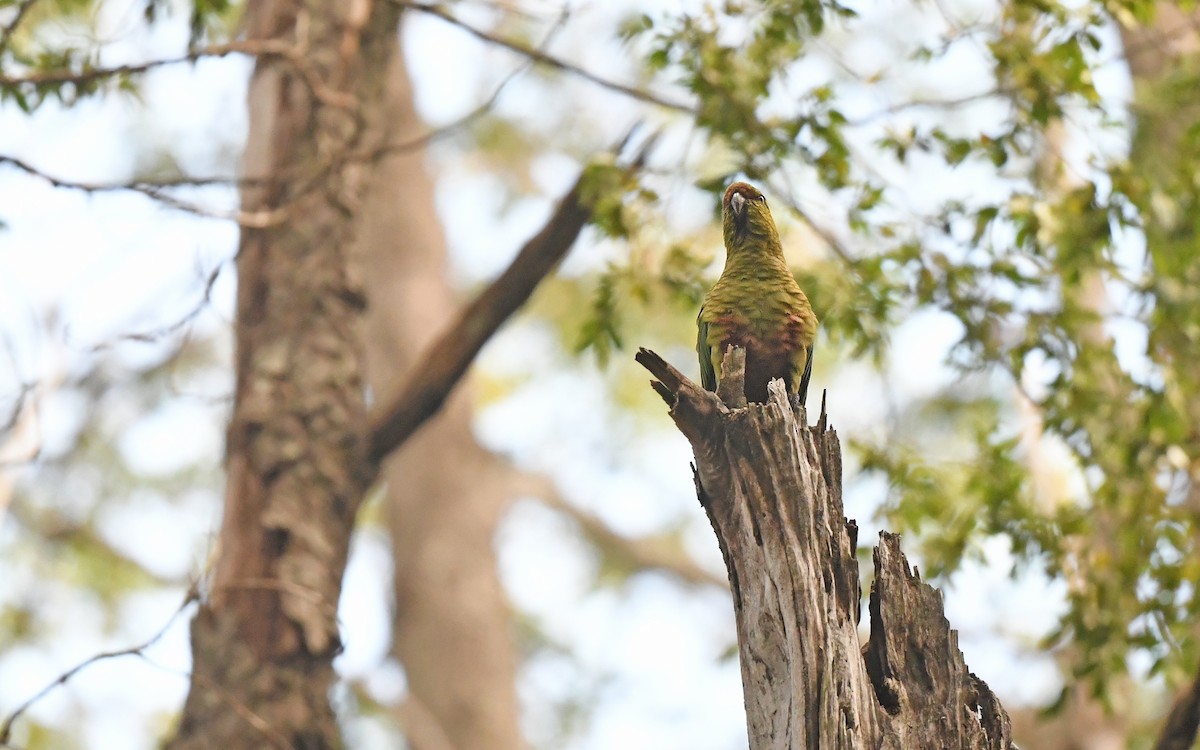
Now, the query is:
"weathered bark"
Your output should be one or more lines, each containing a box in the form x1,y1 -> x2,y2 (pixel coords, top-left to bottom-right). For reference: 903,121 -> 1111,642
167,0 -> 401,747
356,44 -> 523,750
636,347 -> 1014,750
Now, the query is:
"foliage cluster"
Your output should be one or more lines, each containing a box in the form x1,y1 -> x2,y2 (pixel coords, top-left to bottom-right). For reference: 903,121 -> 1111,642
585,0 -> 1200,700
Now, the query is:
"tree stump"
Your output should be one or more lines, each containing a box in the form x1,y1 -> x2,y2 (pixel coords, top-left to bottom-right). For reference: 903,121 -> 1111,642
635,346 -> 1014,750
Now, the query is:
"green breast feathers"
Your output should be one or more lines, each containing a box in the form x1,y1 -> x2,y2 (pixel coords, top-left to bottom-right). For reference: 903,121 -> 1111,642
697,182 -> 817,404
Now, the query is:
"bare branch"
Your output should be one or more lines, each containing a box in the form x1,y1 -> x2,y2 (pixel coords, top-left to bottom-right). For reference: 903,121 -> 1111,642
634,347 -> 732,499
393,0 -> 695,113
367,131 -> 656,462
1,37 -> 354,113
0,155 -> 290,227
767,182 -> 858,266
0,39 -> 290,89
87,260 -> 230,350
0,577 -> 296,750
2,15 -> 579,222
510,470 -> 728,589
551,495 -> 728,589
843,90 -> 1007,127
0,155 -> 280,191
367,183 -> 589,460
0,586 -> 199,746
362,3 -> 570,160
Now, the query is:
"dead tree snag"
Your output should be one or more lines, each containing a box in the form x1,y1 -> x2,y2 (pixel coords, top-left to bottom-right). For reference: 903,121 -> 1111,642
635,346 -> 1014,750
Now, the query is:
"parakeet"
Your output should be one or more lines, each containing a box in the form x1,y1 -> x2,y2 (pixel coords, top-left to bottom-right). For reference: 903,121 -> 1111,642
697,182 -> 818,405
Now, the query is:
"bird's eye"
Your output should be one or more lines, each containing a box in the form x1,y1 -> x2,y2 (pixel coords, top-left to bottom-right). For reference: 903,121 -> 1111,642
757,195 -> 767,203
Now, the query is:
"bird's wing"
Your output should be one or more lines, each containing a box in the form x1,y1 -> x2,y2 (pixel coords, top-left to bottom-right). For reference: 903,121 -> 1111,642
697,309 -> 717,392
797,341 -> 814,407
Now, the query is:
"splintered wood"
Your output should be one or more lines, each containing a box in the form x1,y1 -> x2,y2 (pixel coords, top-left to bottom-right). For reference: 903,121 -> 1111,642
636,346 -> 1014,750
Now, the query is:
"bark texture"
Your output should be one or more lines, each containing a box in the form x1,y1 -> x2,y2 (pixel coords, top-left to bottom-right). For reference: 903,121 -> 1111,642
356,44 -> 523,750
168,0 -> 400,747
636,347 -> 1014,750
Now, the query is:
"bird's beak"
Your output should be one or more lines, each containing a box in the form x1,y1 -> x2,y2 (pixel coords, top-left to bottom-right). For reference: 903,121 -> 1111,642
729,192 -> 746,219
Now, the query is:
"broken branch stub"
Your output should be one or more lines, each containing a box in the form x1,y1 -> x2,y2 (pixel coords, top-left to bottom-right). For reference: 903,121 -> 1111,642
635,345 -> 1014,750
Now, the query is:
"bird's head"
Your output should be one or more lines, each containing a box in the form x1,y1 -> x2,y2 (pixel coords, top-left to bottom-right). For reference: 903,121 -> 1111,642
722,181 -> 780,249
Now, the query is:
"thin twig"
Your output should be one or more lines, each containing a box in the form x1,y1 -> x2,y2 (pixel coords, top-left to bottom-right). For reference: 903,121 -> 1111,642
2,13 -> 573,219
542,491 -> 727,589
2,36 -> 353,113
0,155 -> 279,191
393,0 -> 695,113
363,2 -> 570,160
86,259 -> 231,350
0,155 -> 289,227
767,179 -> 857,265
506,468 -> 726,588
0,39 -> 292,89
844,90 -> 1007,127
0,585 -> 199,746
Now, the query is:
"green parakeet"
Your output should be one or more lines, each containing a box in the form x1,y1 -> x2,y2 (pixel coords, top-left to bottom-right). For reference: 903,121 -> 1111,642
697,182 -> 818,404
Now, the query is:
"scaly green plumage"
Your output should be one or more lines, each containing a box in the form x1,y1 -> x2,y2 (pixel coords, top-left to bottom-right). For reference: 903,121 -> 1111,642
697,182 -> 818,404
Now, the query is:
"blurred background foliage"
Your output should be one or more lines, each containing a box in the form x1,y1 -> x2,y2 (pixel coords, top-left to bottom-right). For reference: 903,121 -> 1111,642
2,0 -> 1199,747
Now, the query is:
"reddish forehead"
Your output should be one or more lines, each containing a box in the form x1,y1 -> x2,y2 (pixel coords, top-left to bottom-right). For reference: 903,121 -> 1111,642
723,182 -> 762,203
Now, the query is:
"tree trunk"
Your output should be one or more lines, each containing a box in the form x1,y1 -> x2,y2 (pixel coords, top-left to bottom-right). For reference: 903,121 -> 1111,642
1119,7 -> 1200,750
356,42 -> 523,750
167,0 -> 400,747
636,347 -> 1015,750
